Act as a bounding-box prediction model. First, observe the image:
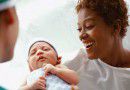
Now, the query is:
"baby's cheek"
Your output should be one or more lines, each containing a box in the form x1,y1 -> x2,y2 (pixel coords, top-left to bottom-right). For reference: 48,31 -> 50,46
30,58 -> 37,67
50,58 -> 57,65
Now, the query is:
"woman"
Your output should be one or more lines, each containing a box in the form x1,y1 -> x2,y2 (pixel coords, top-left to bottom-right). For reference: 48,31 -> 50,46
64,0 -> 130,90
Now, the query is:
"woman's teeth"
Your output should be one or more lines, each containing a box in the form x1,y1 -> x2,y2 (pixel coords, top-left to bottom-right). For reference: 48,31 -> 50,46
85,42 -> 94,49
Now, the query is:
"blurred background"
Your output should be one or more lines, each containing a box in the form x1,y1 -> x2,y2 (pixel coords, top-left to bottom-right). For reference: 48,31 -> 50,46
0,0 -> 130,89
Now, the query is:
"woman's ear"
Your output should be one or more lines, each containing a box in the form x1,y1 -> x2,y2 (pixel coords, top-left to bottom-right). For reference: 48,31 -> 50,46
113,23 -> 121,37
57,56 -> 62,64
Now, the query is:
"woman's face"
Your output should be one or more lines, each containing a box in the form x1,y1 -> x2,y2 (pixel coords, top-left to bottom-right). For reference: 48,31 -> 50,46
28,42 -> 58,71
77,9 -> 115,60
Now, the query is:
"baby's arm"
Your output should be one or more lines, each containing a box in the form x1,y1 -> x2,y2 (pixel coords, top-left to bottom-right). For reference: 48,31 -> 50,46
19,78 -> 31,90
55,64 -> 79,85
43,64 -> 79,85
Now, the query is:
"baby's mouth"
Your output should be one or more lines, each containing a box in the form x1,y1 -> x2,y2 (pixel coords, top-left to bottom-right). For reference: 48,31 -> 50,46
37,56 -> 47,62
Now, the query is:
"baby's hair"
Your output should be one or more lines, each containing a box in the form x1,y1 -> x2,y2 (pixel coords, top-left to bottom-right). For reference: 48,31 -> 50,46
28,40 -> 58,59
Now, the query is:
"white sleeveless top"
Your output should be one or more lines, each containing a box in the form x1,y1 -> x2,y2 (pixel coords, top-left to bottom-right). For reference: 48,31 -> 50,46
64,48 -> 130,90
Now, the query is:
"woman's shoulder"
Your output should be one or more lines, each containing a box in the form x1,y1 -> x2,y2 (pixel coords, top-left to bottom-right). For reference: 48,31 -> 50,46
72,48 -> 87,60
63,48 -> 87,62
63,48 -> 88,70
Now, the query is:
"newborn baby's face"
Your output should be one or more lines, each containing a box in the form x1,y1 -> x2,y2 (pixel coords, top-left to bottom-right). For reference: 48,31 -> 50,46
28,42 -> 58,70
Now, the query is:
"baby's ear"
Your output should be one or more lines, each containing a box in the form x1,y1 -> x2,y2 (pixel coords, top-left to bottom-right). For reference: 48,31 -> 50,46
57,56 -> 62,64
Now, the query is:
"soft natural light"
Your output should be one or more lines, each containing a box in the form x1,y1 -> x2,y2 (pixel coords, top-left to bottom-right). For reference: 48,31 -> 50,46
0,0 -> 130,90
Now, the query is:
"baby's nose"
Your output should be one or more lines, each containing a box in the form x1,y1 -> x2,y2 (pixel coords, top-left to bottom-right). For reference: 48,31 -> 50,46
37,50 -> 43,56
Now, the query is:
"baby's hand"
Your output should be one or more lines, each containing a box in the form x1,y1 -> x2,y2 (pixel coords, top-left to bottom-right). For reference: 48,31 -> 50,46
71,85 -> 79,90
29,76 -> 46,90
42,64 -> 57,77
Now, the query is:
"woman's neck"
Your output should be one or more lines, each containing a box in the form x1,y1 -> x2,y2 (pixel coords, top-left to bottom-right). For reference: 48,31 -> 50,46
100,39 -> 130,67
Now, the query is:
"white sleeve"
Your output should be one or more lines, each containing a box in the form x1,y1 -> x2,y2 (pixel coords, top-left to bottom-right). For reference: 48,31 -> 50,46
63,48 -> 88,72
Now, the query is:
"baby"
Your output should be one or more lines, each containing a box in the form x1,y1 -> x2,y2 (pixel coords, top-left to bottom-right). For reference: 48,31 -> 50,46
20,40 -> 79,90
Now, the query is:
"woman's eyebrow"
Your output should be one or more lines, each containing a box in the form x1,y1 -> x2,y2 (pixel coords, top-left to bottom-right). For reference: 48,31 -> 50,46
83,17 -> 95,23
78,17 -> 95,26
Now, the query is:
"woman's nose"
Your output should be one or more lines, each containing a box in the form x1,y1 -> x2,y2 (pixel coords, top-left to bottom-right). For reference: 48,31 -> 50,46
79,32 -> 89,41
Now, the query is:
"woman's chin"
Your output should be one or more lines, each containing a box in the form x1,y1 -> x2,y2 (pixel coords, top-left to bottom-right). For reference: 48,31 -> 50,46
87,54 -> 98,60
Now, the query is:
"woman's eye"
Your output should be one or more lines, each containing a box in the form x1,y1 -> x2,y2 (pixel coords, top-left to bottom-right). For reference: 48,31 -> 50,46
85,25 -> 95,30
77,28 -> 82,32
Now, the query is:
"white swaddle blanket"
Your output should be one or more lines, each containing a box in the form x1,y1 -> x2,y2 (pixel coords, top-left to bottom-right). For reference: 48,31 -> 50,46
27,68 -> 71,90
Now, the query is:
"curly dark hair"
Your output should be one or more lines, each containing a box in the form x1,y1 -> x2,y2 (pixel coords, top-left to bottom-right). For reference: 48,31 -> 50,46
76,0 -> 129,38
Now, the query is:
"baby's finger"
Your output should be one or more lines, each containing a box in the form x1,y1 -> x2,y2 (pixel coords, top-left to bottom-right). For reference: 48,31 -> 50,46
71,85 -> 79,90
39,76 -> 46,80
38,84 -> 46,90
44,68 -> 49,77
43,66 -> 47,71
39,78 -> 46,83
42,63 -> 47,67
38,77 -> 46,85
38,80 -> 46,87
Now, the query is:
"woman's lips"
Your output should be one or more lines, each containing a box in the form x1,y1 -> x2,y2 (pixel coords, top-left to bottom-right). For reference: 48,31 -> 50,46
84,41 -> 95,50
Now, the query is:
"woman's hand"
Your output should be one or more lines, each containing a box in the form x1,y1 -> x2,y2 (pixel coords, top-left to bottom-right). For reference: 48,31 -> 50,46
42,63 -> 58,77
29,76 -> 46,90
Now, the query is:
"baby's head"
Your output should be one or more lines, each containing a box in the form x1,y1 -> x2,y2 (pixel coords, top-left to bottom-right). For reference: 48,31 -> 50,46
28,40 -> 61,71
